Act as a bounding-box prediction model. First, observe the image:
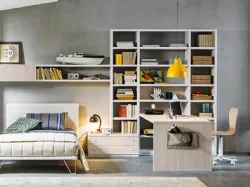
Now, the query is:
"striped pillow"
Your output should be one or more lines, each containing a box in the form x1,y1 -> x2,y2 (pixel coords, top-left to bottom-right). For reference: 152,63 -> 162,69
26,113 -> 68,130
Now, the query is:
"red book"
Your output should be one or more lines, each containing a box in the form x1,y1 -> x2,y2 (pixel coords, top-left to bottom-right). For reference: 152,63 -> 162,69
118,106 -> 127,117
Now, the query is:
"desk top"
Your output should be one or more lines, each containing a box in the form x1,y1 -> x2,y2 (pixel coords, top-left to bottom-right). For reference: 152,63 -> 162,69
140,113 -> 212,124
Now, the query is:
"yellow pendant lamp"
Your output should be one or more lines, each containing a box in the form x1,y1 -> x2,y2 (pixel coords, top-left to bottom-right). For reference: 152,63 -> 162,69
167,1 -> 188,78
167,56 -> 188,78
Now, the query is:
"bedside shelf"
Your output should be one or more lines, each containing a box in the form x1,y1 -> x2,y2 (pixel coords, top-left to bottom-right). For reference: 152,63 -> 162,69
140,135 -> 153,138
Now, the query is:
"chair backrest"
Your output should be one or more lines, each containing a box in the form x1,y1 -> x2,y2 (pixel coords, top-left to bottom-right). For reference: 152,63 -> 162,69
229,107 -> 238,134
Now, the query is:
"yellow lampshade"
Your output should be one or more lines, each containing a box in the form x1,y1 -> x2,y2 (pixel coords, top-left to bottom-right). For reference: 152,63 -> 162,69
167,57 -> 188,78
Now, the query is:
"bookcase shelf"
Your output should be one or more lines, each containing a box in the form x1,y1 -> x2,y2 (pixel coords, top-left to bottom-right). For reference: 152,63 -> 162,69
113,117 -> 138,121
113,100 -> 137,103
140,47 -> 188,50
35,80 -> 110,83
110,29 -> 217,156
36,64 -> 111,68
113,47 -> 138,50
140,84 -> 188,87
191,100 -> 215,103
140,100 -> 188,103
113,65 -> 138,67
191,47 -> 215,50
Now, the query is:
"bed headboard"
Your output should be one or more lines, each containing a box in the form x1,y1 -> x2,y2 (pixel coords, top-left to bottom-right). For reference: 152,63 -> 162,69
5,103 -> 79,135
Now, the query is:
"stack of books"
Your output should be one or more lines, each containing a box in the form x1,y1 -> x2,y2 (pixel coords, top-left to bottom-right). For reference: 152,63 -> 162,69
121,121 -> 137,134
36,68 -> 63,80
116,88 -> 134,100
124,71 -> 136,85
116,41 -> 134,47
115,52 -> 137,65
141,59 -> 159,65
114,73 -> 123,84
118,104 -> 137,118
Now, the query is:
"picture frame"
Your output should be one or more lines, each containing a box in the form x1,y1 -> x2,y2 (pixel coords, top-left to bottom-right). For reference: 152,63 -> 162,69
140,69 -> 163,83
0,42 -> 22,64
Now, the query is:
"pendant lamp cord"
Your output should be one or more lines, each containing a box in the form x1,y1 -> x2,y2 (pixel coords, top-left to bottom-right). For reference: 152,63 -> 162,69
176,1 -> 179,58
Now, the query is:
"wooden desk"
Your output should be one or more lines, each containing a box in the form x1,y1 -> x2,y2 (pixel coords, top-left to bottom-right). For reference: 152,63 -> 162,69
140,114 -> 213,172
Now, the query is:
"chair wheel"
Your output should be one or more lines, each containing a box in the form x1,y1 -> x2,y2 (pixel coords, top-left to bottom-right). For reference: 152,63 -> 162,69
213,161 -> 217,165
231,161 -> 236,165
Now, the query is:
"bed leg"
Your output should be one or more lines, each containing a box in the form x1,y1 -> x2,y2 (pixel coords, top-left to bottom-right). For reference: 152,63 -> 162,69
0,161 -> 4,169
74,160 -> 77,175
63,160 -> 72,174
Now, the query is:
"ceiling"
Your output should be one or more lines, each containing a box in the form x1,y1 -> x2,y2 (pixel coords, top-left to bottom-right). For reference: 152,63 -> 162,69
0,0 -> 58,11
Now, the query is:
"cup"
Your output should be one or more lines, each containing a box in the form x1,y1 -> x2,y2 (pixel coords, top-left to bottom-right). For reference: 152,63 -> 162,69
166,92 -> 173,100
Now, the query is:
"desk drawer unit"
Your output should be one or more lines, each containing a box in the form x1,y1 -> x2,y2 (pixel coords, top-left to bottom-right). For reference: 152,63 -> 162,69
88,135 -> 139,156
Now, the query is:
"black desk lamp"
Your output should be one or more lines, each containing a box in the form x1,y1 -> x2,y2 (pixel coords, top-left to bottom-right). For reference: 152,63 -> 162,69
90,114 -> 102,133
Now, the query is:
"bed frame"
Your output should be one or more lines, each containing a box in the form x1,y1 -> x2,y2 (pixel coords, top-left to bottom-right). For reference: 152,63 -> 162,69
0,103 -> 80,174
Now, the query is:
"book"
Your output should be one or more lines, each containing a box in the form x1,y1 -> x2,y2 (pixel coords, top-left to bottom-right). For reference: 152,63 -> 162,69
36,69 -> 40,80
118,105 -> 127,117
115,54 -> 122,65
49,68 -> 56,80
52,68 -> 58,80
44,68 -> 50,80
40,68 -> 45,80
121,121 -> 125,134
132,52 -> 137,64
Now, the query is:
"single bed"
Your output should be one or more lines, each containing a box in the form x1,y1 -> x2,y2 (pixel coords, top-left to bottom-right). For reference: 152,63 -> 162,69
0,103 -> 89,174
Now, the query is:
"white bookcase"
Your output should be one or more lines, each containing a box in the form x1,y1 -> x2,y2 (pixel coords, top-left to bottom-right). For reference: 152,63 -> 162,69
110,29 -> 217,155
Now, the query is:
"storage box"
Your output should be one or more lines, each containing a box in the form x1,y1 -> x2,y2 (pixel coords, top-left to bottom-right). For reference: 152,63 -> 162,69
192,80 -> 211,84
193,56 -> 213,61
199,113 -> 213,118
192,60 -> 213,65
197,35 -> 215,47
192,95 -> 213,100
192,75 -> 211,80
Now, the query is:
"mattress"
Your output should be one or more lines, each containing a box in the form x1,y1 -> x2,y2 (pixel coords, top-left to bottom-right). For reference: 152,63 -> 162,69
0,130 -> 78,157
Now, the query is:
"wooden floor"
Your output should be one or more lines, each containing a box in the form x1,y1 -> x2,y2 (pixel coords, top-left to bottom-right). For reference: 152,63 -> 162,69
0,155 -> 250,187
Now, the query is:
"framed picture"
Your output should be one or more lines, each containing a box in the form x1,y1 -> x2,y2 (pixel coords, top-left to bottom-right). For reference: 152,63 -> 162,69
0,42 -> 22,64
140,69 -> 163,83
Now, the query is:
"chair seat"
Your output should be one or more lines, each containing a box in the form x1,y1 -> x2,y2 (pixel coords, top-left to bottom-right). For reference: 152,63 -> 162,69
212,129 -> 235,136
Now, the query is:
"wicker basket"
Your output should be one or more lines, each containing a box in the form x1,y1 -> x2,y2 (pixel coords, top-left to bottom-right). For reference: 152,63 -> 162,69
192,95 -> 213,100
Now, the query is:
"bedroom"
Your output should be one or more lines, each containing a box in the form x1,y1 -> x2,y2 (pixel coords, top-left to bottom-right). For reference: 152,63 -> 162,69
0,0 -> 249,187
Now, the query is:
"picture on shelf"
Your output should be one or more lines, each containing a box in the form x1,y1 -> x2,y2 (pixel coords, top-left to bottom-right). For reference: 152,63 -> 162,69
140,69 -> 163,83
0,42 -> 22,64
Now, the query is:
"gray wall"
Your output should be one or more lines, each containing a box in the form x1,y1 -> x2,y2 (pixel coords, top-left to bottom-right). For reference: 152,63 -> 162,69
0,0 -> 249,152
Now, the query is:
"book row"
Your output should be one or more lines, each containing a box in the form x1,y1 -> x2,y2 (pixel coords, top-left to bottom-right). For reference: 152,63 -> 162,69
36,68 -> 63,80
